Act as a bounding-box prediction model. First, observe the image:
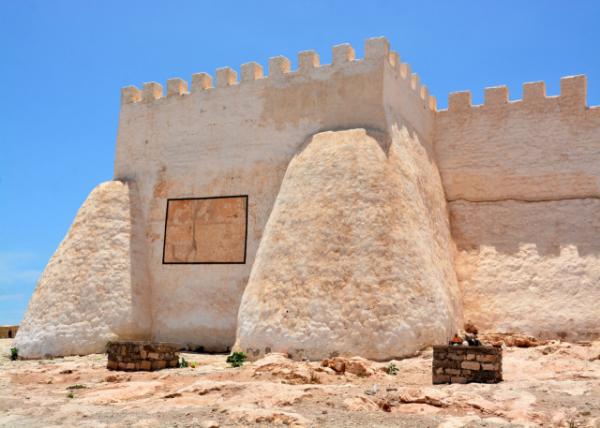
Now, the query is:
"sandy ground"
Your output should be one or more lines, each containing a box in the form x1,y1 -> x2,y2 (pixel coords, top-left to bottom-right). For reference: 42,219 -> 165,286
1,338 -> 600,427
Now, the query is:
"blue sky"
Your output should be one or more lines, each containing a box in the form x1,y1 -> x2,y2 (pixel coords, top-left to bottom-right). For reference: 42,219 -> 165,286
1,1 -> 599,325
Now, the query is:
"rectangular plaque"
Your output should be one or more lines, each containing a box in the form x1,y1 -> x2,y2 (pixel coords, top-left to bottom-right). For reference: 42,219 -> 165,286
162,195 -> 248,264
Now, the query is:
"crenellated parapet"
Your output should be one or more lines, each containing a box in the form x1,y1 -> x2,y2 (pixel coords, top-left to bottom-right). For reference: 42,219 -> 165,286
113,37 -> 446,353
435,75 -> 600,203
118,37 -> 600,207
119,37 -> 436,114
443,75 -> 596,113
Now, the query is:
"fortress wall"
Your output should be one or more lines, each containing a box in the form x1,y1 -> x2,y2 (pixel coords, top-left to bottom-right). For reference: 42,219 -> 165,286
234,50 -> 461,360
435,78 -> 600,339
235,128 -> 460,361
14,181 -> 152,358
435,76 -> 600,201
451,199 -> 600,340
382,55 -> 463,339
115,38 -> 442,351
383,51 -> 436,152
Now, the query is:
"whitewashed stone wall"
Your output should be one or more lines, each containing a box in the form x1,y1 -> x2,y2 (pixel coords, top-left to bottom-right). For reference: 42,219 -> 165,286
14,181 -> 151,358
18,37 -> 600,358
436,78 -> 600,340
114,37 -> 447,352
236,129 -> 460,360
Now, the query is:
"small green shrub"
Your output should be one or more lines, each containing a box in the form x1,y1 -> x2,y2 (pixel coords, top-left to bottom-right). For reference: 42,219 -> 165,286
67,392 -> 74,399
226,351 -> 247,368
179,357 -> 189,368
66,384 -> 86,390
386,362 -> 398,376
10,347 -> 18,361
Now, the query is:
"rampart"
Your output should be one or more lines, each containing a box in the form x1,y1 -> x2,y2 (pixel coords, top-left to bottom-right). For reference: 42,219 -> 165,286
14,36 -> 600,358
435,78 -> 600,340
435,76 -> 600,202
113,37 -> 447,353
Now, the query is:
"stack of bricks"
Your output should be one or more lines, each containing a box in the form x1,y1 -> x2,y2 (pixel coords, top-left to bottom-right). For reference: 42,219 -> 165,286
106,341 -> 180,371
432,345 -> 502,384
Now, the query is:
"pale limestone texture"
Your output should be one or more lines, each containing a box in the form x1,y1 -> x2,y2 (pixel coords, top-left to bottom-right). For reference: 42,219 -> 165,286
451,199 -> 600,340
163,196 -> 247,263
435,79 -> 600,338
112,37 -> 436,352
235,129 -> 460,360
17,37 -> 600,358
435,77 -> 600,202
14,181 -> 150,358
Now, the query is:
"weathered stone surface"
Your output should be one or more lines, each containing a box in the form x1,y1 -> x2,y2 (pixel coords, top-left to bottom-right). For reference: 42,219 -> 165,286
435,87 -> 600,202
113,42 -> 402,352
235,128 -> 461,360
163,196 -> 247,263
320,356 -> 374,376
15,37 -> 600,361
452,199 -> 600,340
14,181 -> 150,358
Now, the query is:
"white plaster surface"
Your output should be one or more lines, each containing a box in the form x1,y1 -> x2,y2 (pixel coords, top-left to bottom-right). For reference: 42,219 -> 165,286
14,181 -> 150,358
235,129 -> 461,360
435,80 -> 600,340
17,38 -> 600,358
452,199 -> 600,340
112,39 -> 433,351
435,95 -> 600,202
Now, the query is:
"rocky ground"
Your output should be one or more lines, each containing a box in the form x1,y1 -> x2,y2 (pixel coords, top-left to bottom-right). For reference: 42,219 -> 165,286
1,338 -> 600,427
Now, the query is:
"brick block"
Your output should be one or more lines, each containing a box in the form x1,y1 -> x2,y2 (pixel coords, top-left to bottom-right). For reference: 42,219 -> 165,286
152,360 -> 167,370
433,374 -> 450,384
433,359 -> 460,369
461,361 -> 480,370
472,370 -> 499,383
481,363 -> 498,371
477,354 -> 497,362
448,353 -> 464,361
